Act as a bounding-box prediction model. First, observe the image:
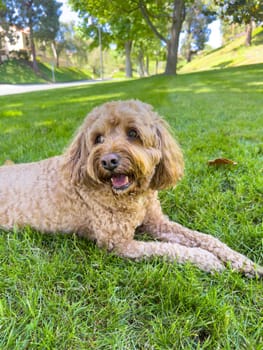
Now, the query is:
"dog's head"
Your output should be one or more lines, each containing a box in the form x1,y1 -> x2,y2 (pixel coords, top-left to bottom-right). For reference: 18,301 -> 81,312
64,100 -> 184,194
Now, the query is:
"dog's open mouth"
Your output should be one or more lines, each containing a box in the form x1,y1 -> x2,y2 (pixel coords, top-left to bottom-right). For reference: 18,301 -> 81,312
110,174 -> 132,191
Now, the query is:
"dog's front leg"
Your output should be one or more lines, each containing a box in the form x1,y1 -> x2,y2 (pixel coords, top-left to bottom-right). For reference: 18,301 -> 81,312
141,193 -> 263,277
114,239 -> 224,273
93,228 -> 223,272
148,220 -> 263,276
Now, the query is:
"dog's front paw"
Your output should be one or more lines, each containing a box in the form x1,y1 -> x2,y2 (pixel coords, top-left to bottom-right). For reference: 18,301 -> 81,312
228,259 -> 263,278
190,248 -> 225,273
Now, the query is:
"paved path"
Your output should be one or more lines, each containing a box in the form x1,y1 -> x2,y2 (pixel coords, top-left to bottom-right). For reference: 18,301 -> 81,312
0,80 -> 103,96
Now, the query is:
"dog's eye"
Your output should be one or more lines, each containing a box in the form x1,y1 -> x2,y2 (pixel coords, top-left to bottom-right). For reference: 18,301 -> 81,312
94,135 -> 104,144
127,129 -> 138,139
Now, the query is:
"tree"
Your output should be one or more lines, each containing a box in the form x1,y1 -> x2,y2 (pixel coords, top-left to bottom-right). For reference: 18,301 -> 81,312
215,0 -> 263,46
110,13 -> 156,77
111,16 -> 139,78
220,21 -> 244,44
69,1 -> 149,78
0,0 -> 15,63
69,0 -> 191,75
2,0 -> 62,71
51,22 -> 75,68
35,0 -> 62,44
0,2 -> 7,63
69,29 -> 89,68
181,0 -> 216,62
71,0 -> 229,75
138,0 -> 188,75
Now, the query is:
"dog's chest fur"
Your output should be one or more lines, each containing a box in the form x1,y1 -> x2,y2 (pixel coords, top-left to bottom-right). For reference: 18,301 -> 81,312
0,156 -> 149,248
69,185 -> 149,248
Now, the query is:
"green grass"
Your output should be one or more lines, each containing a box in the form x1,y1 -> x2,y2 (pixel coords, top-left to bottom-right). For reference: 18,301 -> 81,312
180,26 -> 263,74
0,64 -> 263,349
0,60 -> 92,84
39,62 -> 92,83
0,60 -> 46,84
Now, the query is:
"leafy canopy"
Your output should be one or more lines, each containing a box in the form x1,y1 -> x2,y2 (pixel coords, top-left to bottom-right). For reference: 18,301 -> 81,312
214,0 -> 263,24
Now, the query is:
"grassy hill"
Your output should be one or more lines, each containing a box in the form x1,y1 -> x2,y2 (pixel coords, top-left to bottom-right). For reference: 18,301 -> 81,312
180,26 -> 263,74
0,60 -> 92,84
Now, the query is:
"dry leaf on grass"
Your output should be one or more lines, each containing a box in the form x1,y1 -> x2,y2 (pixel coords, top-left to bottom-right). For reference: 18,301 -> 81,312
208,158 -> 238,166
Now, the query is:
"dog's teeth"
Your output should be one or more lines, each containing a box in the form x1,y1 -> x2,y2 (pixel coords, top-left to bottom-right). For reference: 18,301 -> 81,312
111,174 -> 129,189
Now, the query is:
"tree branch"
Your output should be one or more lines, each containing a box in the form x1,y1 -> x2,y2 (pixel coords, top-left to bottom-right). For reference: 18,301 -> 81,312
138,0 -> 167,44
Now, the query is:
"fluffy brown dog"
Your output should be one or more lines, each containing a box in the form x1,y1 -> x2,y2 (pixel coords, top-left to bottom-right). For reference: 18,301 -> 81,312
0,100 -> 262,276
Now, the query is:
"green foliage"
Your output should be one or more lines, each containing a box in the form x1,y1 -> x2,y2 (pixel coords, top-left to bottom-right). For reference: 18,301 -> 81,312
2,0 -> 62,70
181,0 -> 216,62
215,0 -> 263,24
34,0 -> 62,43
69,0 -> 192,75
2,0 -> 62,35
69,0 -> 140,47
0,64 -> 263,348
70,0 -> 157,77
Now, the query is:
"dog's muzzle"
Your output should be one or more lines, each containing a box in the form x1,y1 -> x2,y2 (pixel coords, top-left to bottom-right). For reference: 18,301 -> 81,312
100,153 -> 132,191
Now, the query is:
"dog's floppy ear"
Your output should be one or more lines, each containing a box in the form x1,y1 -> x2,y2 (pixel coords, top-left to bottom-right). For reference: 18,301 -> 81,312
63,129 -> 89,184
150,119 -> 184,190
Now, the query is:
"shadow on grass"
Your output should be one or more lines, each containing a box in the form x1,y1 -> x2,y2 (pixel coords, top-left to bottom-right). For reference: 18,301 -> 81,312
0,59 -> 92,84
212,60 -> 233,69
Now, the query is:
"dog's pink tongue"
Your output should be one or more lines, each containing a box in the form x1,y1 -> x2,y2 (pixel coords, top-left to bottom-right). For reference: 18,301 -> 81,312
111,174 -> 129,188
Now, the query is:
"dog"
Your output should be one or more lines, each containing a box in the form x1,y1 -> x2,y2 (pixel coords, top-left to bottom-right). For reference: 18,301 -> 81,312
0,100 -> 262,276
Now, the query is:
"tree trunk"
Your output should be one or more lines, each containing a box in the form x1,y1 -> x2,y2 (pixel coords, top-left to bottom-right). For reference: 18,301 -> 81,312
184,21 -> 193,63
155,59 -> 159,75
145,55 -> 149,76
51,41 -> 59,68
125,40 -> 133,78
139,0 -> 185,76
185,35 -> 192,63
245,20 -> 253,46
186,49 -> 191,63
165,0 -> 185,75
137,48 -> 145,77
29,20 -> 38,72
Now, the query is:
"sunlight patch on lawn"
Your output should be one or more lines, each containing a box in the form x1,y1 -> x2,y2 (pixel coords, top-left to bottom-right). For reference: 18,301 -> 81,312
34,120 -> 56,127
246,81 -> 263,87
1,109 -> 23,117
193,87 -> 215,94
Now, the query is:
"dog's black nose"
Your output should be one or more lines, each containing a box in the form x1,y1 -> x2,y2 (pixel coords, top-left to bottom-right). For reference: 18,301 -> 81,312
101,153 -> 120,170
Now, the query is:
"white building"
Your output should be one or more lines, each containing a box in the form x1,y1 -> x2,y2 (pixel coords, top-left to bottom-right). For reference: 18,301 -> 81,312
0,26 -> 30,62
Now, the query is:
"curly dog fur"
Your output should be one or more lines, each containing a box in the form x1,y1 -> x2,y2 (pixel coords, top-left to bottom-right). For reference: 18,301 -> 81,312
0,100 -> 262,276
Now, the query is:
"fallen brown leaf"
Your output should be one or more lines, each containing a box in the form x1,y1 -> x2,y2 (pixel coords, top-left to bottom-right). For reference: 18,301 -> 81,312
208,158 -> 238,166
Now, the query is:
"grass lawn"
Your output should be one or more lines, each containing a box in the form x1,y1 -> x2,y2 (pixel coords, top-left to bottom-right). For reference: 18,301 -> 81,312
0,64 -> 263,349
